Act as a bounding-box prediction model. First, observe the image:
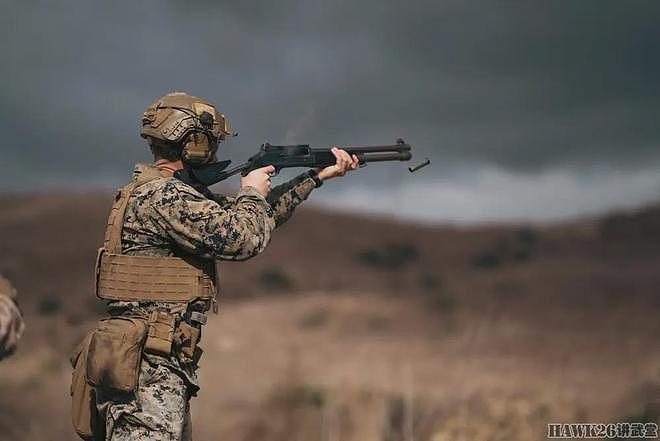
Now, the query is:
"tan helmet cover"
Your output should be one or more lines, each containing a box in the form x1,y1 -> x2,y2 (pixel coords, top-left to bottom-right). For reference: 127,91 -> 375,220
140,92 -> 236,165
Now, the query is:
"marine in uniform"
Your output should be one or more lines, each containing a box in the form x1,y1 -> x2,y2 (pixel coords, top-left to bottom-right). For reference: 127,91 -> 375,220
0,274 -> 24,361
70,92 -> 358,440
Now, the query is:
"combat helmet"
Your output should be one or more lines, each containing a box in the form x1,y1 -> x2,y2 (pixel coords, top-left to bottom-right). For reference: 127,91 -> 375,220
140,92 -> 236,166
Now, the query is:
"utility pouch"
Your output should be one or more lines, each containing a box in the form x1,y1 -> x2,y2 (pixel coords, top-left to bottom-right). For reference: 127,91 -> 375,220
144,311 -> 175,356
86,317 -> 147,393
70,333 -> 104,440
174,321 -> 201,363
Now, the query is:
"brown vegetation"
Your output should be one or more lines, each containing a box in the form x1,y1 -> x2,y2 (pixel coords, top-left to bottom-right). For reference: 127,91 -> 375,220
0,193 -> 658,440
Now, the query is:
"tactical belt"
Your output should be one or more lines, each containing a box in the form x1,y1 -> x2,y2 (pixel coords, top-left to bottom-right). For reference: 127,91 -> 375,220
95,167 -> 218,308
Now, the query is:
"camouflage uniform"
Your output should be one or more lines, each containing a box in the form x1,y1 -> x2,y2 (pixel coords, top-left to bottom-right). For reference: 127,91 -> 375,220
0,275 -> 24,361
98,164 -> 316,440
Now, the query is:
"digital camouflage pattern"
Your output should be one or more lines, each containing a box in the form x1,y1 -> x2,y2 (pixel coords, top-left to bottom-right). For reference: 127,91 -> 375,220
121,165 -> 275,260
118,163 -> 315,259
99,164 -> 316,440
99,358 -> 191,441
266,170 -> 317,228
0,275 -> 24,361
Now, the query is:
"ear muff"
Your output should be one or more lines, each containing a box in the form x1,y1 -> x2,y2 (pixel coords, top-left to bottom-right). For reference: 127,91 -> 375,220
182,131 -> 216,166
181,132 -> 211,165
181,109 -> 221,166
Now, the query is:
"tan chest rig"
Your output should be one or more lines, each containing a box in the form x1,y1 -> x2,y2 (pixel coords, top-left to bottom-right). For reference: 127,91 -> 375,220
95,165 -> 218,311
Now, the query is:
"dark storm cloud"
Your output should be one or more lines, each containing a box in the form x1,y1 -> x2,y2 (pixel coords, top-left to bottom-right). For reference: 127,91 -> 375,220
0,0 -> 659,220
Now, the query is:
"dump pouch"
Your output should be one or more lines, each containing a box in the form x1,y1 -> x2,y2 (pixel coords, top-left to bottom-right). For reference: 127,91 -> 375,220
144,311 -> 176,356
70,333 -> 104,440
86,317 -> 147,393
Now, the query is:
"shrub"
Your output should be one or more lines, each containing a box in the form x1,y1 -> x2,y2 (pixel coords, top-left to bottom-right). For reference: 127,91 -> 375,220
267,383 -> 325,409
298,308 -> 329,329
259,266 -> 294,291
418,273 -> 442,292
428,289 -> 456,313
37,296 -> 61,315
367,315 -> 390,331
356,243 -> 419,270
471,228 -> 537,269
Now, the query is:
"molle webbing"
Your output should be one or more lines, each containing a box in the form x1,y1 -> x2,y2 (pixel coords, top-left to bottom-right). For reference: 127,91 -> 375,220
95,168 -> 217,303
96,252 -> 217,302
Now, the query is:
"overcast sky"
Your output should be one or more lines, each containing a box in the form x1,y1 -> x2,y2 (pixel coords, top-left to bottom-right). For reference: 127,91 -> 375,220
1,0 -> 659,223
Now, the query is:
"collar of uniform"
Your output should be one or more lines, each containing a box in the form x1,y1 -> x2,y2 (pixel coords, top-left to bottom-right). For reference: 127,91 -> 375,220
133,163 -> 172,183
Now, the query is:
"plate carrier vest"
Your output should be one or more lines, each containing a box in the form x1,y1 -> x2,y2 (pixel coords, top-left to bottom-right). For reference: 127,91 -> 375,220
94,166 -> 218,310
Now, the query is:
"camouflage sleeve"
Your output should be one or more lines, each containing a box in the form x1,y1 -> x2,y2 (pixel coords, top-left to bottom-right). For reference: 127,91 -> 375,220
0,277 -> 24,361
266,172 -> 317,228
150,180 -> 275,261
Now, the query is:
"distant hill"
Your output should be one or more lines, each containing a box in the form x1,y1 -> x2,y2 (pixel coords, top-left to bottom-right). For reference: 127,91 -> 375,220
0,192 -> 658,441
2,192 -> 659,317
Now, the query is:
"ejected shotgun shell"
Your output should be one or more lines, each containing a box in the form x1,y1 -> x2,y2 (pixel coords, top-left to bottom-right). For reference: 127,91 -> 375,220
409,158 -> 431,173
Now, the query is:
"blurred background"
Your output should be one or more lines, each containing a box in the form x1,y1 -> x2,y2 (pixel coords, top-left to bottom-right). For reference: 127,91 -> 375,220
1,0 -> 659,440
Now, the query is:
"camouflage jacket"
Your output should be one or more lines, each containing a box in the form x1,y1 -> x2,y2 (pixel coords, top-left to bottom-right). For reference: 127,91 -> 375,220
107,164 -> 317,388
0,275 -> 25,361
119,165 -> 315,260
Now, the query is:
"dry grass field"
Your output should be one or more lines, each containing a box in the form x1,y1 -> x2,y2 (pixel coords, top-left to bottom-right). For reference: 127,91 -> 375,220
0,192 -> 658,440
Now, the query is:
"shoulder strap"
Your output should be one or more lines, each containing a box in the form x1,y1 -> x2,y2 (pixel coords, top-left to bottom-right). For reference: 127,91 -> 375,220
104,182 -> 139,254
104,166 -> 169,253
